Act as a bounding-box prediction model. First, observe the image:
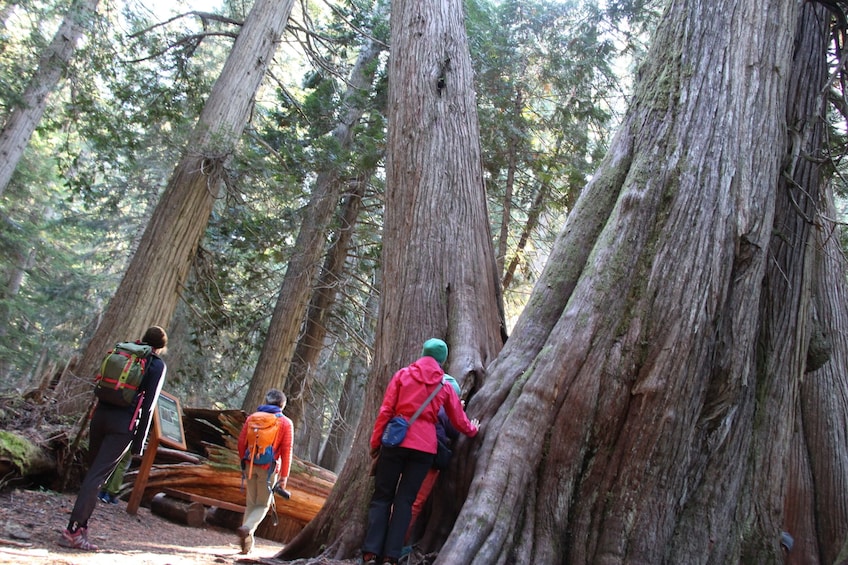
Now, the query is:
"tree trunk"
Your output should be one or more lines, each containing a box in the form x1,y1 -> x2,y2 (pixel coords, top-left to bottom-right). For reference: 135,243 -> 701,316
745,4 -> 829,561
242,36 -> 385,412
316,278 -> 379,472
0,0 -> 98,197
501,176 -> 548,291
286,171 -> 372,437
495,90 -> 521,276
54,0 -> 296,414
318,342 -> 370,473
440,1 -> 801,564
278,0 -> 505,557
785,182 -> 848,562
150,493 -> 206,527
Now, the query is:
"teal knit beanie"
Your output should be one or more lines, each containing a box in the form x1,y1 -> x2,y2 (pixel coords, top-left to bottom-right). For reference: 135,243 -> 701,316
421,338 -> 448,364
443,374 -> 461,396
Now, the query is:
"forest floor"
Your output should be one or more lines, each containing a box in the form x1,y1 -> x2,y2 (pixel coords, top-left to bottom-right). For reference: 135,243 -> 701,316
0,488 -> 358,565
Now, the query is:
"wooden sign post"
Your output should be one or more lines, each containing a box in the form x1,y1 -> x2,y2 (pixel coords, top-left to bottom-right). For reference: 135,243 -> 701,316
126,391 -> 185,515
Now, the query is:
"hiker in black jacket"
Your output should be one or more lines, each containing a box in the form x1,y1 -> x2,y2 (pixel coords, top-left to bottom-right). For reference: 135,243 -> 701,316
60,326 -> 168,551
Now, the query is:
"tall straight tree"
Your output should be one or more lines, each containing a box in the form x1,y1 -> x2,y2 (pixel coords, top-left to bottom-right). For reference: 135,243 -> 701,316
242,32 -> 386,412
278,0 -> 505,556
0,0 -> 98,197
54,0 -> 297,413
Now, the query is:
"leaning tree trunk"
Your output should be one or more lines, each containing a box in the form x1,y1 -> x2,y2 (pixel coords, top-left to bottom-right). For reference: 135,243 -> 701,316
277,0 -> 505,557
439,1 -> 801,564
291,175 -> 371,454
319,336 -> 372,473
317,272 -> 380,472
242,35 -> 386,412
0,0 -> 98,197
54,0 -> 297,414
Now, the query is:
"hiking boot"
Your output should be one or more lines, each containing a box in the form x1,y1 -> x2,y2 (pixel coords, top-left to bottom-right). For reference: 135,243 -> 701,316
98,492 -> 119,504
361,552 -> 378,565
60,527 -> 99,551
236,526 -> 252,554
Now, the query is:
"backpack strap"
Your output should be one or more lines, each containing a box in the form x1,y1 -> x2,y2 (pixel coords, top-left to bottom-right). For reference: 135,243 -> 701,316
265,413 -> 283,489
408,382 -> 444,426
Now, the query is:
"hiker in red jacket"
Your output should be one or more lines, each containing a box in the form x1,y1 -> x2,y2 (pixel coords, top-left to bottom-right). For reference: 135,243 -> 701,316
361,339 -> 479,565
236,389 -> 293,554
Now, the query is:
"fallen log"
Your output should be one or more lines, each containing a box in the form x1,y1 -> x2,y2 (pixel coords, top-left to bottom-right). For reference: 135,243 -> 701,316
127,459 -> 333,524
206,507 -> 243,530
122,406 -> 337,543
0,430 -> 55,481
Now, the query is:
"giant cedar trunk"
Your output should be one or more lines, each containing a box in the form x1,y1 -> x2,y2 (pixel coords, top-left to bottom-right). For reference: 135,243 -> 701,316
242,36 -> 385,412
0,0 -> 98,197
439,2 -> 801,564
805,190 -> 848,562
55,0 -> 296,413
278,0 -> 504,557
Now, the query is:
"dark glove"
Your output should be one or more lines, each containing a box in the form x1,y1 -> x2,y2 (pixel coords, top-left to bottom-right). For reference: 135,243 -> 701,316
370,445 -> 380,459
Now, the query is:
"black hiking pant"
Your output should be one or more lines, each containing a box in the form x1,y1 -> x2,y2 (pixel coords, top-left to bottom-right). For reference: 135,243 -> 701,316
68,402 -> 135,530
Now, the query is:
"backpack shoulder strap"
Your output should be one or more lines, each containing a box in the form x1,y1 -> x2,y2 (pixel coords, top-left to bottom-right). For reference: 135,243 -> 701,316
408,382 -> 444,425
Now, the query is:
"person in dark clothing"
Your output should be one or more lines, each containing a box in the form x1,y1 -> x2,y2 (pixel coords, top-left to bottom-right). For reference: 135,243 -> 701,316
60,326 -> 168,551
404,375 -> 463,546
361,339 -> 479,565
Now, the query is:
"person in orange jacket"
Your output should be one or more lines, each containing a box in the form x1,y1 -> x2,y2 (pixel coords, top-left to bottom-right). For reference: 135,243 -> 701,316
236,389 -> 293,554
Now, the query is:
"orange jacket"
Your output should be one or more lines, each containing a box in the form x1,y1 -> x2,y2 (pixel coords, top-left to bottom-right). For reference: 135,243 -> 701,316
237,406 -> 293,478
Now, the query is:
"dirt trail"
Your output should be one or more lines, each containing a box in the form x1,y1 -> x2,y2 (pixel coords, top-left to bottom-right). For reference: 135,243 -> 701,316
0,488 -> 286,564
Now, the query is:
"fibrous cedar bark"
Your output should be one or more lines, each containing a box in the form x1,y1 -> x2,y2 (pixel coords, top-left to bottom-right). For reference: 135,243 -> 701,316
277,0 -> 504,557
439,1 -> 803,564
746,3 -> 830,562
54,0 -> 297,414
784,180 -> 848,563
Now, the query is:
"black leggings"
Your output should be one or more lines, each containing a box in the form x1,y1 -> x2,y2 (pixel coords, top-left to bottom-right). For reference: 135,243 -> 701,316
67,403 -> 134,530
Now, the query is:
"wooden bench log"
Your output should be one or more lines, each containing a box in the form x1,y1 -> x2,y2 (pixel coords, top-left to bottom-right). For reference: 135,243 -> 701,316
206,507 -> 244,530
150,492 -> 205,528
159,487 -> 245,513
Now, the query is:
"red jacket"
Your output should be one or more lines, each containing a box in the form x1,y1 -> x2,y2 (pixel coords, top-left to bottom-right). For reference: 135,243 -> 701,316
237,407 -> 294,478
370,356 -> 478,453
